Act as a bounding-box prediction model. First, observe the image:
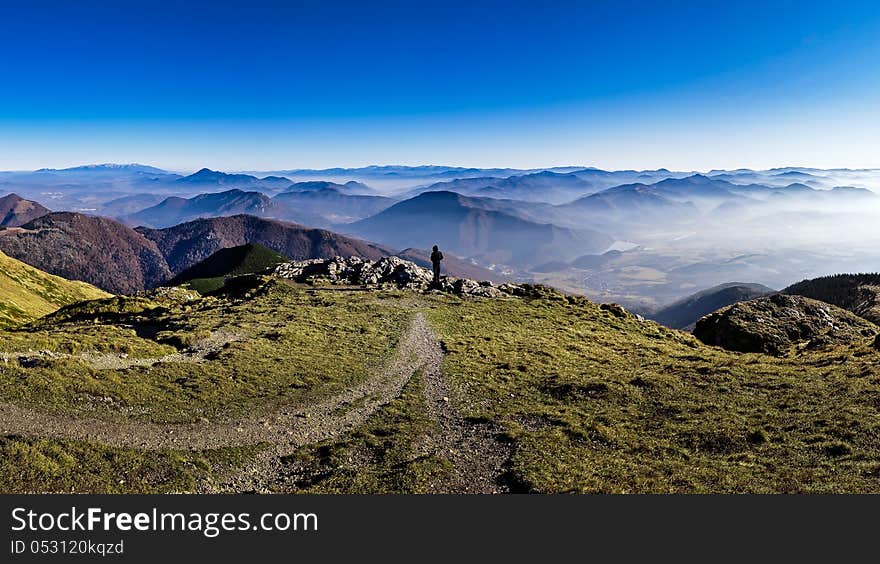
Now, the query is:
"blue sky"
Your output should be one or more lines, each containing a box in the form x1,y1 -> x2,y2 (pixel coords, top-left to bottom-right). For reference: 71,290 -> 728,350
1,0 -> 879,171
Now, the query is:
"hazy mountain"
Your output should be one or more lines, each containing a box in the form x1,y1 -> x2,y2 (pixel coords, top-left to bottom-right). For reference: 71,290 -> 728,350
282,180 -> 377,195
411,171 -> 603,204
123,185 -> 395,229
553,173 -> 860,231
570,250 -> 625,269
175,168 -> 291,190
709,169 -> 837,189
0,193 -> 50,227
0,212 -> 172,293
97,193 -> 168,217
272,187 -> 394,225
348,191 -> 612,267
649,174 -> 744,200
562,175 -> 859,220
124,189 -> 283,228
35,163 -> 170,175
827,186 -> 877,198
563,183 -> 698,223
138,214 -> 391,274
272,165 -> 537,182
649,282 -> 776,330
0,249 -> 110,328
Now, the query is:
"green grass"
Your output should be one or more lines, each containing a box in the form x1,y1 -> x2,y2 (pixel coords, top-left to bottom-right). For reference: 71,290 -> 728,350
423,291 -> 880,493
181,276 -> 227,294
0,279 -> 409,423
0,249 -> 110,328
0,436 -> 260,493
6,275 -> 880,493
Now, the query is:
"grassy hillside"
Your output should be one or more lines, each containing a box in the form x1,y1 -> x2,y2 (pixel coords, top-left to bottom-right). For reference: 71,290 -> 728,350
2,277 -> 880,493
424,293 -> 880,492
0,250 -> 110,328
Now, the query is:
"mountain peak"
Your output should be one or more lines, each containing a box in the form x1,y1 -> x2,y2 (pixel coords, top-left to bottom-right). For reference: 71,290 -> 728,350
190,168 -> 223,178
0,193 -> 51,227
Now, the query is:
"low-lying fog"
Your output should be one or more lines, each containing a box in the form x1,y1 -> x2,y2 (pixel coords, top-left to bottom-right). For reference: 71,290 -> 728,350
4,164 -> 880,310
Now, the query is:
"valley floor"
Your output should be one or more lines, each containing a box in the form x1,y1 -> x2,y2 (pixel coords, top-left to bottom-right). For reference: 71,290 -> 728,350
2,279 -> 880,493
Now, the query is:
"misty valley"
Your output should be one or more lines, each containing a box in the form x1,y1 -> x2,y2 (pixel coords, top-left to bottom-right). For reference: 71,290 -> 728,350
3,163 -> 879,317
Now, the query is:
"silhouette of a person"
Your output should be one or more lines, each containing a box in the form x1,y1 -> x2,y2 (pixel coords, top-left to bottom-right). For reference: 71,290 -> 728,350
430,244 -> 443,286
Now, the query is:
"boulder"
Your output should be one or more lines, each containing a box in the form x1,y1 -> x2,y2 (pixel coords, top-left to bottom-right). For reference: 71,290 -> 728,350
600,303 -> 629,318
694,294 -> 878,356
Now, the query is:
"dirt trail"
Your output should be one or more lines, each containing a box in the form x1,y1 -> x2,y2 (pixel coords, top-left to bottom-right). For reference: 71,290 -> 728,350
0,316 -> 430,452
0,311 -> 511,493
419,321 -> 513,493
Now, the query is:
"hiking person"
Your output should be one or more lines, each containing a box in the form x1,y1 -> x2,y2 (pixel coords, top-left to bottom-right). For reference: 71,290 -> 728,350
430,245 -> 443,286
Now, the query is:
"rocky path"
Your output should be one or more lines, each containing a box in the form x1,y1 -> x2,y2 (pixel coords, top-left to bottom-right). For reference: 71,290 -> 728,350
0,315 -> 431,452
0,312 -> 511,493
419,322 -> 513,493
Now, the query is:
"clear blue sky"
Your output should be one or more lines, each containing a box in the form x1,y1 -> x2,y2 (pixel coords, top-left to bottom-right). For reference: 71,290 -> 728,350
1,0 -> 879,171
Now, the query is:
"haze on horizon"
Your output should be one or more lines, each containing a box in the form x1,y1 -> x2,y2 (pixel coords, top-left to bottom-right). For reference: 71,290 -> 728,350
1,1 -> 880,171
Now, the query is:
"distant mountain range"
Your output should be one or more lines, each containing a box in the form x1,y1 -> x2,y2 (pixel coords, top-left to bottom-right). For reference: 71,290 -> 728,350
272,187 -> 393,225
348,191 -> 612,267
563,183 -> 700,224
4,164 -> 880,307
96,193 -> 168,216
282,180 -> 377,195
35,163 -> 170,175
412,171 -> 601,204
174,168 -> 291,190
124,185 -> 394,229
124,189 -> 282,228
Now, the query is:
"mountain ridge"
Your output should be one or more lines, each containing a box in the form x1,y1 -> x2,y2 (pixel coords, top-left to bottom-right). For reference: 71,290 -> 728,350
0,193 -> 51,227
348,190 -> 612,267
138,214 -> 392,275
0,212 -> 172,293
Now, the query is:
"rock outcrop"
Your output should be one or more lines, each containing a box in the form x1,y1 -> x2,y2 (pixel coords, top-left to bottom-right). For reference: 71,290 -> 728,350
693,293 -> 878,356
271,256 -> 528,298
